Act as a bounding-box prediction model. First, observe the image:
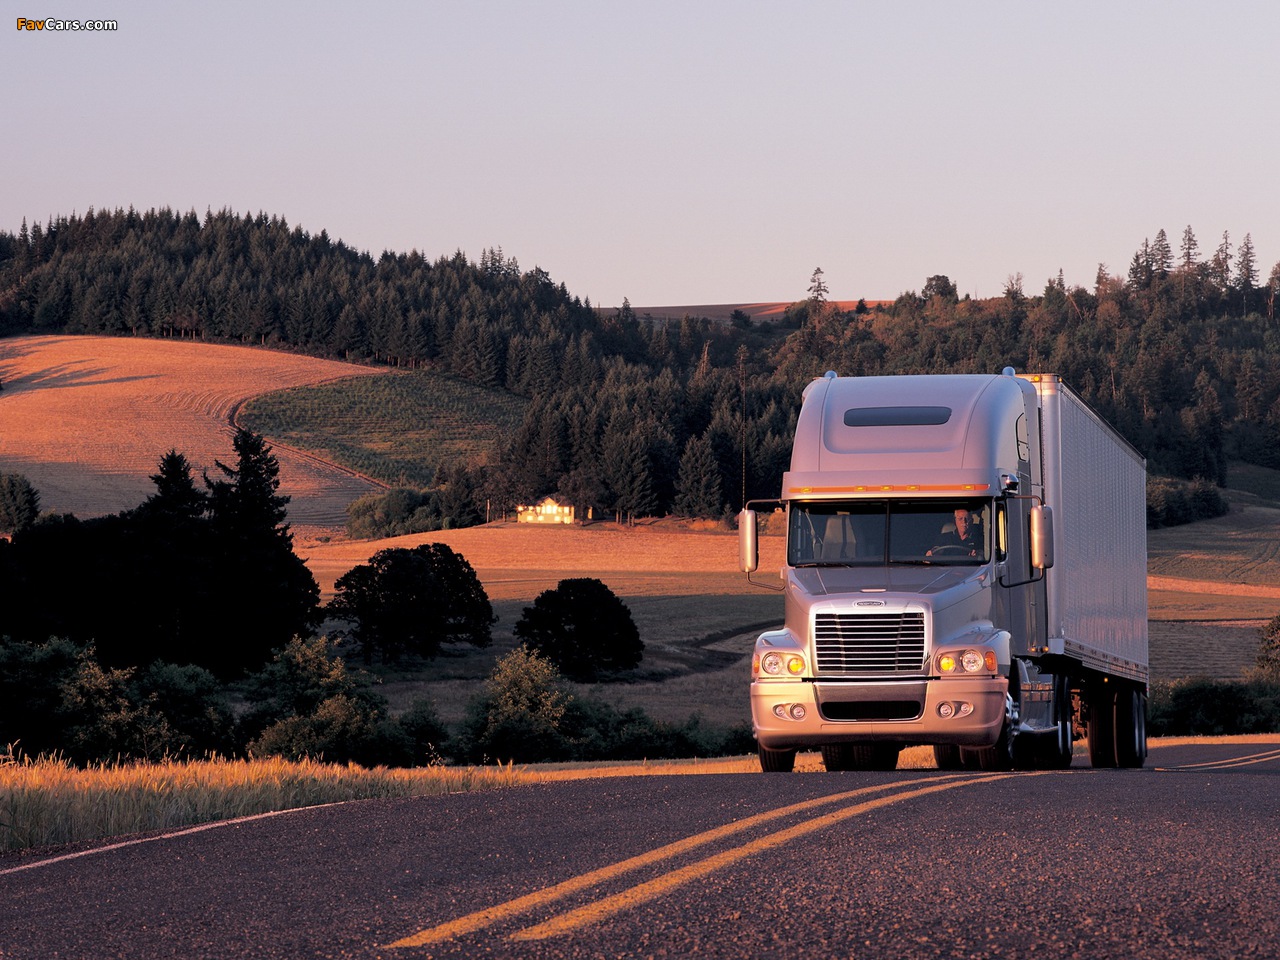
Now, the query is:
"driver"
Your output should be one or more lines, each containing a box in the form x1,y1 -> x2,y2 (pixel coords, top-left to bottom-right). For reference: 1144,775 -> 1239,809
927,508 -> 980,557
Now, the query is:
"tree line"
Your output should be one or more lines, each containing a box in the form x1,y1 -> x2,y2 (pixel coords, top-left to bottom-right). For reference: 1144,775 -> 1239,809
2,208 -> 1278,527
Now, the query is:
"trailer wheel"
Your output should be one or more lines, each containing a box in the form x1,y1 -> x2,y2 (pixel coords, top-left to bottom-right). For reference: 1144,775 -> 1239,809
758,743 -> 797,773
1115,685 -> 1147,768
1087,685 -> 1118,768
822,743 -> 900,771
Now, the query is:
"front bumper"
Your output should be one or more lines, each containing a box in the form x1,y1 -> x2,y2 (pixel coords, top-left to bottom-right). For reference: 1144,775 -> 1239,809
752,676 -> 1008,750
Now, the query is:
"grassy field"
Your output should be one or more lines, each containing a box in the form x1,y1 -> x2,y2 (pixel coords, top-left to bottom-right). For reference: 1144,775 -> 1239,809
304,522 -> 788,728
239,369 -> 528,487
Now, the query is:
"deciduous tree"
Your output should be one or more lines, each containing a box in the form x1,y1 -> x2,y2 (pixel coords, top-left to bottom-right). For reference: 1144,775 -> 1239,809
513,578 -> 643,681
328,543 -> 494,663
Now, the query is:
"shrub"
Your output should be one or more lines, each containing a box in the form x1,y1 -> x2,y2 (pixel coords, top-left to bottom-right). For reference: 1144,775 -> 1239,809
1148,677 -> 1280,736
1252,614 -> 1280,682
249,694 -> 381,764
1146,476 -> 1229,529
393,698 -> 450,766
0,636 -> 82,758
131,662 -> 236,759
457,646 -> 573,764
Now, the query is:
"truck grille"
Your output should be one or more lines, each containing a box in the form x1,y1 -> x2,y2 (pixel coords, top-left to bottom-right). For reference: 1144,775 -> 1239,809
814,612 -> 926,674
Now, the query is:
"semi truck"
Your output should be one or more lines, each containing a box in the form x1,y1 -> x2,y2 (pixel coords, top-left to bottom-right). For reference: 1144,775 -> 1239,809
739,369 -> 1148,772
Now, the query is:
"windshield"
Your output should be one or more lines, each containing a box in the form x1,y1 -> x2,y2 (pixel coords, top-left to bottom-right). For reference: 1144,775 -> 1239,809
788,499 -> 992,566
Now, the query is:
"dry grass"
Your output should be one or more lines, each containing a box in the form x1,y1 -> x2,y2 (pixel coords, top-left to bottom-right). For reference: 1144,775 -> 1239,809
0,335 -> 383,530
0,751 -> 539,855
12,735 -> 1277,856
0,745 -> 937,855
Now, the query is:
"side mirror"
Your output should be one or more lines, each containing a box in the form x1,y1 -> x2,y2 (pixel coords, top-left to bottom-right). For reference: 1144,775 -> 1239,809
739,509 -> 758,573
1031,504 -> 1054,570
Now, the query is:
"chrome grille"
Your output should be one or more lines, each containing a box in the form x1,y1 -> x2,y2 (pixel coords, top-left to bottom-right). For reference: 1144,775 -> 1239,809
814,612 -> 926,674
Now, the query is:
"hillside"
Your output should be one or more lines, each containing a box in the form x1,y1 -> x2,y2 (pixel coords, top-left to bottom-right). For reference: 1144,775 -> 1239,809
0,335 -> 382,530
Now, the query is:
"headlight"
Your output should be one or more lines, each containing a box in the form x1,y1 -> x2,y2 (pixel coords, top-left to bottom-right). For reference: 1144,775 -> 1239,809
937,646 -> 996,675
760,652 -> 805,676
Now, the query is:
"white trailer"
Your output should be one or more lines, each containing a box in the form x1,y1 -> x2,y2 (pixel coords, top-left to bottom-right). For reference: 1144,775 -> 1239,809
739,369 -> 1148,772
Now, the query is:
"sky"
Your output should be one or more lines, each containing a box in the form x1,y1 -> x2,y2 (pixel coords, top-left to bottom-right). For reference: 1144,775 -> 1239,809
5,1 -> 1278,308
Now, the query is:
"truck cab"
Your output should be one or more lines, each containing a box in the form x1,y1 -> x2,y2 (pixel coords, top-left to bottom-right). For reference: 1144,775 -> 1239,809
740,370 -> 1147,772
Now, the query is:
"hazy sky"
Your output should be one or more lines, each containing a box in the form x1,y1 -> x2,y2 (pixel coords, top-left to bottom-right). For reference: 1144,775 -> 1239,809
5,1 -> 1277,307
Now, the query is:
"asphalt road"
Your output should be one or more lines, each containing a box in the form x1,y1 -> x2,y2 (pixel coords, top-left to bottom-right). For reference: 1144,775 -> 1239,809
2,741 -> 1278,960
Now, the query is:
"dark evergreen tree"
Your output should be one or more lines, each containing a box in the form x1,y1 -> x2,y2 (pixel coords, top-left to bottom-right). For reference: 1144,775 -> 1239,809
672,434 -> 725,518
0,473 -> 41,535
200,429 -> 320,674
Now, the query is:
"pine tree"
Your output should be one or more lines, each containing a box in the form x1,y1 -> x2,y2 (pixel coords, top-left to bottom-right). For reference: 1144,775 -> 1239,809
141,450 -> 206,522
0,474 -> 41,535
672,434 -> 724,518
1236,233 -> 1257,316
205,428 -> 291,545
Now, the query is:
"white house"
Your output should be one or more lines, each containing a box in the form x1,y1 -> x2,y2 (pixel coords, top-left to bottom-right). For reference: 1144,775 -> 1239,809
516,496 -> 574,524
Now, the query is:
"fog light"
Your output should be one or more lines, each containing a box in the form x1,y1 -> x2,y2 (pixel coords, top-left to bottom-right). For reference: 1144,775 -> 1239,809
937,701 -> 955,719
957,701 -> 974,717
772,703 -> 808,722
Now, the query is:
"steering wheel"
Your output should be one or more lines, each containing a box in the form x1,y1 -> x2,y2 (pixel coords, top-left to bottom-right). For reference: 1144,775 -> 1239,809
929,544 -> 972,556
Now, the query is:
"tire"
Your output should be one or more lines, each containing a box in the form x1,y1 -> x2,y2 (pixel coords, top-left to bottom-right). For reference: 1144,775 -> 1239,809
1041,673 -> 1075,769
1115,684 -> 1147,768
1087,685 -> 1118,768
933,744 -> 963,770
758,743 -> 796,773
974,719 -> 1013,771
822,743 -> 900,771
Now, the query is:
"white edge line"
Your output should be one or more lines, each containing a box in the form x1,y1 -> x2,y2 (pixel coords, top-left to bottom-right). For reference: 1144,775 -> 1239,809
0,801 -> 347,877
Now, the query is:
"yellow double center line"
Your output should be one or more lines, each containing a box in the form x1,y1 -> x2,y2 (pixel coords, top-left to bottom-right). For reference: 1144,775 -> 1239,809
387,771 -> 1032,947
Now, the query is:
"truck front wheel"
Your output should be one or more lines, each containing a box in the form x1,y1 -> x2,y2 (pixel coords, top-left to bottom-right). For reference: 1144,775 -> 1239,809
758,743 -> 797,773
822,743 -> 900,771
